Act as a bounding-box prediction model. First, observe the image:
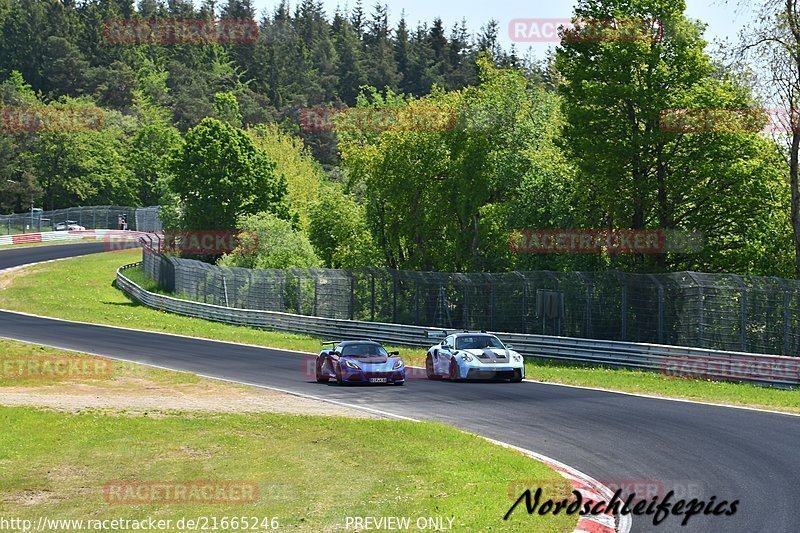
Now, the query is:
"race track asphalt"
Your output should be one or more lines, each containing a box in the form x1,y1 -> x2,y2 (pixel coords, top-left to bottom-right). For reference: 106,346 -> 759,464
0,242 -> 108,270
0,245 -> 798,533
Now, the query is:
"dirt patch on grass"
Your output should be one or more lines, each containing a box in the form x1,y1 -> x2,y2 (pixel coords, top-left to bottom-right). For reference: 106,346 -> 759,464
0,376 -> 376,418
2,489 -> 62,506
0,264 -> 35,290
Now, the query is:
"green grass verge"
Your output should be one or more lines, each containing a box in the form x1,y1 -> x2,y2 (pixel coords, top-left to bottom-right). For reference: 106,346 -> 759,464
0,338 -> 573,531
0,338 -> 199,388
0,250 -> 797,414
0,406 -> 573,531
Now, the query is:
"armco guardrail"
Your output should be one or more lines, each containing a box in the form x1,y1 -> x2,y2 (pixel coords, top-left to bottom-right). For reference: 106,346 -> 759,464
116,262 -> 800,389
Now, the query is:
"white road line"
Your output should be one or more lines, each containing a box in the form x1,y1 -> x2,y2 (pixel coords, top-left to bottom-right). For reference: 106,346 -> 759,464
2,305 -> 797,419
0,333 -> 624,532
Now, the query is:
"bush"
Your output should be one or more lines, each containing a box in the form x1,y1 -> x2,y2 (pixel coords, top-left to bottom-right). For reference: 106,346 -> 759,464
220,212 -> 321,270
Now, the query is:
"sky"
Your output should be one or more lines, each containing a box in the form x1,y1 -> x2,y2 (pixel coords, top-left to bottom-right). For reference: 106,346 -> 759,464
249,0 -> 756,60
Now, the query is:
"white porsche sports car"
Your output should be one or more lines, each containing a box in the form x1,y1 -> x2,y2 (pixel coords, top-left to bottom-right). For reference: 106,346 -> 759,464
425,331 -> 525,382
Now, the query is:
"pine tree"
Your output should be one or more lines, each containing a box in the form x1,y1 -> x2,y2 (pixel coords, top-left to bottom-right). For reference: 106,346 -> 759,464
363,3 -> 398,91
333,11 -> 366,104
394,14 -> 411,93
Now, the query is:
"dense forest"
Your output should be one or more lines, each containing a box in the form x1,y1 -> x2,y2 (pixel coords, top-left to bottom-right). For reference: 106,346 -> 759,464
0,0 -> 796,278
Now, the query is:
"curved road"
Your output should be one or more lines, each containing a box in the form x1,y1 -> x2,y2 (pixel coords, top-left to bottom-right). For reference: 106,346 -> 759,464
0,241 -> 108,270
0,245 -> 798,533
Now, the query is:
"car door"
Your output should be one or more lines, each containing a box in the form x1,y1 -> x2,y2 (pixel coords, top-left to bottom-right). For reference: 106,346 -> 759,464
435,336 -> 455,375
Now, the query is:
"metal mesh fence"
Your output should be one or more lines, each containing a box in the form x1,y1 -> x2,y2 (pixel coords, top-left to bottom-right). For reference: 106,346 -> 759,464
0,206 -> 162,234
141,248 -> 800,357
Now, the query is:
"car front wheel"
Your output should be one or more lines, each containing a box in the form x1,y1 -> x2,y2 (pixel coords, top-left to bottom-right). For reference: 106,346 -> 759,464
316,358 -> 329,383
448,358 -> 460,381
335,363 -> 344,385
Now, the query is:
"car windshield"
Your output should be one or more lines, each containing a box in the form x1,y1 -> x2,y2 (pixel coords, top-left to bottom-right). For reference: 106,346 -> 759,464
456,335 -> 505,350
340,344 -> 388,357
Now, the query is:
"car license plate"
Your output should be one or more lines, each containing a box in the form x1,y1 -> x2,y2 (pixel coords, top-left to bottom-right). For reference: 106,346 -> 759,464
370,378 -> 387,383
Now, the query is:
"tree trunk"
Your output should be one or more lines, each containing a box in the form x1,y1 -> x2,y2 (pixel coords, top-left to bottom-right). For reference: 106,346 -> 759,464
471,212 -> 480,269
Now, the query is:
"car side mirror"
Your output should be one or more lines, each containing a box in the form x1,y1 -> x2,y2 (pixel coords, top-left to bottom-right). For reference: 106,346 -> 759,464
390,351 -> 399,356
330,350 -> 340,357
506,344 -> 514,349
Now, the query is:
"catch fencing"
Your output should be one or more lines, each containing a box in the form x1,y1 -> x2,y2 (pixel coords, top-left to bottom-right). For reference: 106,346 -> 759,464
0,206 -> 162,234
119,261 -> 800,388
140,240 -> 800,358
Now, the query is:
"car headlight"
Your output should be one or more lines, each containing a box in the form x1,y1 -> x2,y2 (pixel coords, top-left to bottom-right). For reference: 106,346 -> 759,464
392,359 -> 404,370
461,353 -> 473,362
344,360 -> 361,370
512,355 -> 522,362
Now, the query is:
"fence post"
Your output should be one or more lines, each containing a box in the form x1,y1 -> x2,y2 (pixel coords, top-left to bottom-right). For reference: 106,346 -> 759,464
686,272 -> 704,348
740,278 -> 747,352
392,271 -> 398,323
278,273 -> 284,312
620,283 -> 628,341
313,277 -> 319,316
490,277 -> 496,331
370,274 -> 375,321
462,278 -> 470,330
415,281 -> 420,325
648,274 -> 665,344
512,272 -> 527,333
349,274 -> 355,320
297,276 -> 302,315
774,277 -> 791,355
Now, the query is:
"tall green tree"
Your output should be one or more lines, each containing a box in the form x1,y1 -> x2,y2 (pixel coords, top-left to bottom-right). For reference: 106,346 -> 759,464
556,0 -> 787,273
167,117 -> 291,232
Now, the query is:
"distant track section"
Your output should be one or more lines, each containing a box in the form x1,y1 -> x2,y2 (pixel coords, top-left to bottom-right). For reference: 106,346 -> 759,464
0,242 -> 108,271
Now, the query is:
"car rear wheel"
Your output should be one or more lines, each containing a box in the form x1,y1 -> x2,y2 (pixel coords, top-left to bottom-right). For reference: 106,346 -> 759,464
448,358 -> 460,381
315,358 -> 329,383
425,355 -> 439,380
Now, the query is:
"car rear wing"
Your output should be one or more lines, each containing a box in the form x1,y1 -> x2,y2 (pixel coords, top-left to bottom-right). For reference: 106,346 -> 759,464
426,329 -> 489,339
